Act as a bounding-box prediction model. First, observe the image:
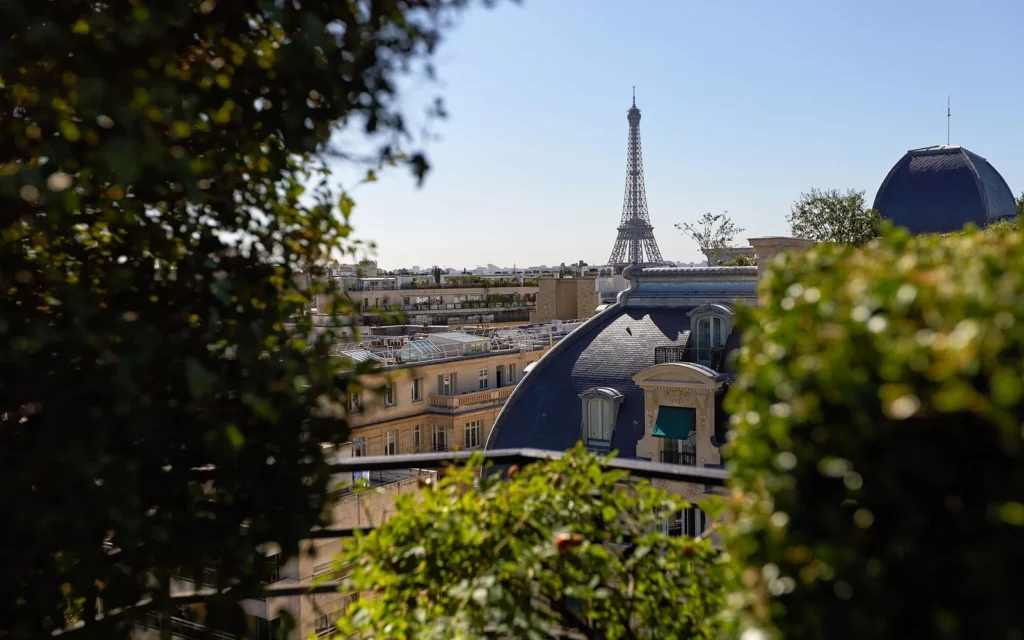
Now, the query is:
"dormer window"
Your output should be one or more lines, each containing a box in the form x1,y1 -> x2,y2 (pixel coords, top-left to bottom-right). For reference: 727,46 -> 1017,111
696,316 -> 726,349
587,398 -> 612,441
688,304 -> 735,370
580,388 -> 623,450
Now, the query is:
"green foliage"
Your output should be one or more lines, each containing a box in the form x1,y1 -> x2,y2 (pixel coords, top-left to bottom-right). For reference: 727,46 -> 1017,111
675,212 -> 745,265
333,446 -> 731,639
788,188 -> 881,246
939,216 -> 1022,238
0,1 -> 475,637
722,254 -> 756,267
724,226 -> 1024,639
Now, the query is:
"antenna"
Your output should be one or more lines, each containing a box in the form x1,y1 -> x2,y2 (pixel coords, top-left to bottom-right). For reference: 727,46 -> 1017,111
947,95 -> 951,146
632,86 -> 635,107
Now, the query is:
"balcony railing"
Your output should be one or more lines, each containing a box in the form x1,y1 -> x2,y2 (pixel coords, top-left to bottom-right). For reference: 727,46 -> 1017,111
661,449 -> 697,466
70,450 -> 727,640
653,345 -> 726,371
430,442 -> 449,452
402,301 -> 535,312
428,386 -> 515,411
344,281 -> 532,292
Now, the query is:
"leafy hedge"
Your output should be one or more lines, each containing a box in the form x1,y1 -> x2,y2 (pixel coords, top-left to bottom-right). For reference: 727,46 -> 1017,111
724,226 -> 1024,639
332,446 -> 731,640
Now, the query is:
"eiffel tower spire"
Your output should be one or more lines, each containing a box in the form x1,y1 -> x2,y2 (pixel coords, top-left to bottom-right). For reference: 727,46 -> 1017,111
607,90 -> 664,268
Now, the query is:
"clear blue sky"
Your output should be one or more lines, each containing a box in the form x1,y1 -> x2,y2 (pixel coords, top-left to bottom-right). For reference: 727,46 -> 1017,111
335,0 -> 1024,269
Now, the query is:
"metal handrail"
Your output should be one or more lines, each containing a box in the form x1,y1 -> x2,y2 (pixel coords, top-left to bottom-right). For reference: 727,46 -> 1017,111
653,345 -> 726,370
660,449 -> 697,466
55,449 -> 729,637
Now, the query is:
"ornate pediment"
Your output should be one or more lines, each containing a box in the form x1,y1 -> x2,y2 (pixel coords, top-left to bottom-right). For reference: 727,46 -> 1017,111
686,302 -> 734,319
632,363 -> 723,390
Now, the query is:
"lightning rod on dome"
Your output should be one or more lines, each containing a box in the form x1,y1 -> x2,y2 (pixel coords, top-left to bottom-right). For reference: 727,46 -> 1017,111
947,94 -> 951,146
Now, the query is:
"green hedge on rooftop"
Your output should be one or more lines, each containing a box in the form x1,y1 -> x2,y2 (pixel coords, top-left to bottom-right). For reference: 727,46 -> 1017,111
724,225 -> 1024,640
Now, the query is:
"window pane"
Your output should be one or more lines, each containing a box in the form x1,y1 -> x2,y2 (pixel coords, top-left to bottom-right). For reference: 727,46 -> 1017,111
588,399 -> 603,440
698,318 -> 711,348
602,401 -> 614,440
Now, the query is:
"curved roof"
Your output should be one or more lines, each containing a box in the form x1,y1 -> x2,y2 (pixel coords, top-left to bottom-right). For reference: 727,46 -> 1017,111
486,263 -> 757,457
485,306 -> 690,456
873,145 -> 1016,234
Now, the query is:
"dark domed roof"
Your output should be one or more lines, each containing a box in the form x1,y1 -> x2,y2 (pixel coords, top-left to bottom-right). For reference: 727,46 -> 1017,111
873,145 -> 1016,234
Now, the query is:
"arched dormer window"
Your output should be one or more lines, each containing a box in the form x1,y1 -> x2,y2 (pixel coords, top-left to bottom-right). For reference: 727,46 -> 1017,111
580,387 -> 624,450
695,316 -> 726,349
687,303 -> 735,370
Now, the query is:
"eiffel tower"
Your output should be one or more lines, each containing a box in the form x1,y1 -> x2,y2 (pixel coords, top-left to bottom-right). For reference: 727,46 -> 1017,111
607,89 -> 664,268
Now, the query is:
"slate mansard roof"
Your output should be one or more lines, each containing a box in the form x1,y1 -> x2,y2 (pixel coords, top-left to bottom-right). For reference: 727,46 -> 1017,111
873,145 -> 1016,235
485,265 -> 757,457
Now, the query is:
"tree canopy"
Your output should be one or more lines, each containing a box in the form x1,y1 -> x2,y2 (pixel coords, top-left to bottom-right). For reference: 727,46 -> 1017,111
787,188 -> 881,246
333,446 -> 731,640
675,212 -> 744,265
0,1 -> 476,636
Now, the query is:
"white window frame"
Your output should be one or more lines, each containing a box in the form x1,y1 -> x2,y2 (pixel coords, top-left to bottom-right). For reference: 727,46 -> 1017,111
439,373 -> 455,396
413,425 -> 421,452
384,382 -> 395,407
579,388 -> 623,449
464,420 -> 482,449
411,378 -> 422,402
587,398 -> 612,442
478,368 -> 489,390
431,425 -> 448,451
384,430 -> 397,456
348,392 -> 362,414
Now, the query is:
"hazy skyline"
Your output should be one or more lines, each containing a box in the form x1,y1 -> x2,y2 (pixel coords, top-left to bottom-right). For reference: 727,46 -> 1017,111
333,0 -> 1024,269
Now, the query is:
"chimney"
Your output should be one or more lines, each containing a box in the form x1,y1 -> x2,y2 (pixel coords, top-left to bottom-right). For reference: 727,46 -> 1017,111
747,236 -> 816,303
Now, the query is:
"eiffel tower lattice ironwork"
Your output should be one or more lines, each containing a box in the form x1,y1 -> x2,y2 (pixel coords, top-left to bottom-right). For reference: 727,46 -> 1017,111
607,89 -> 664,268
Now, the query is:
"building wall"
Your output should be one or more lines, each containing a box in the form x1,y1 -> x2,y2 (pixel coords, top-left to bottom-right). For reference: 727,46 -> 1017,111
532,277 -> 584,323
575,277 -> 598,320
555,280 -> 577,319
532,278 -> 558,323
341,347 -> 549,456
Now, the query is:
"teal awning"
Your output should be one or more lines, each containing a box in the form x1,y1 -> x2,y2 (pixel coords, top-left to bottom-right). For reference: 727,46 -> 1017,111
652,406 -> 696,439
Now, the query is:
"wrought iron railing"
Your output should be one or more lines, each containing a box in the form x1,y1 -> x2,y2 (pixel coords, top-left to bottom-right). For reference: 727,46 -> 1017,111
661,449 -> 696,466
653,345 -> 726,371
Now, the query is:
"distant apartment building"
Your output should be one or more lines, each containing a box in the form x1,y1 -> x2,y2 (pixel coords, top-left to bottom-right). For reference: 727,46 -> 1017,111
311,272 -> 539,327
337,323 -> 580,455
